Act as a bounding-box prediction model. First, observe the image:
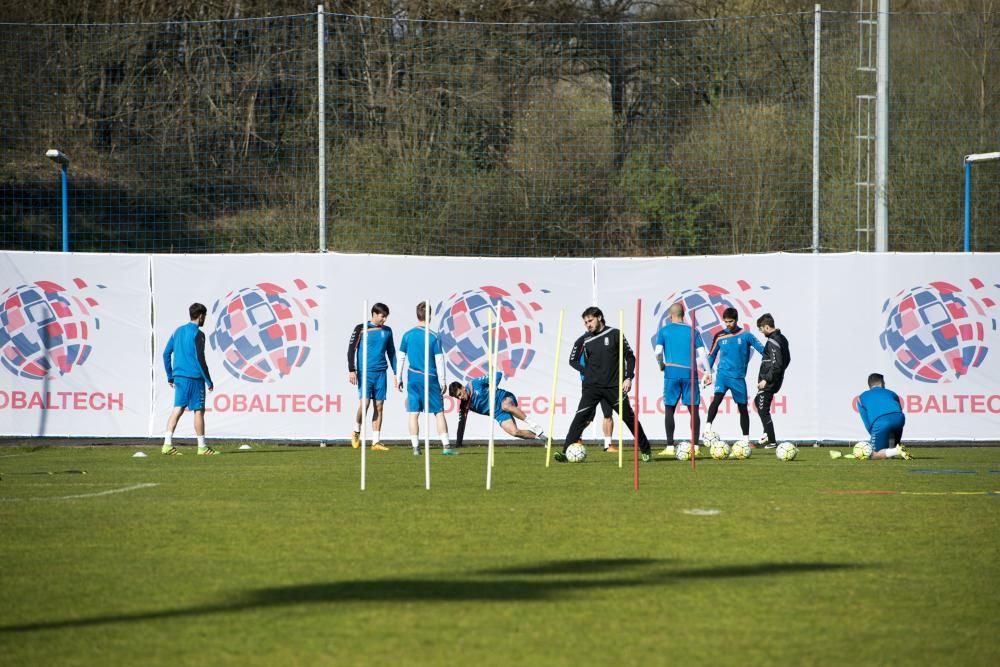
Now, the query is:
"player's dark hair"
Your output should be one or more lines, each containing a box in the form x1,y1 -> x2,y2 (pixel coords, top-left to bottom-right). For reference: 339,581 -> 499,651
722,306 -> 739,321
416,301 -> 429,322
867,373 -> 885,388
371,302 -> 389,317
757,313 -> 775,328
581,306 -> 604,324
189,303 -> 207,320
448,381 -> 463,398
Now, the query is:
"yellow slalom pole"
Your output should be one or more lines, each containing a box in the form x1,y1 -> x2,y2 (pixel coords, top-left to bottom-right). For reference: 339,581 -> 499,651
618,309 -> 624,469
545,310 -> 564,468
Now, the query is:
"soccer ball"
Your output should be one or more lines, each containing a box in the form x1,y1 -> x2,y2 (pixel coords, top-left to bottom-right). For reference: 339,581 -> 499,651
710,441 -> 731,460
701,430 -> 720,444
675,442 -> 692,461
566,442 -> 587,463
730,441 -> 752,460
775,442 -> 798,461
853,441 -> 873,460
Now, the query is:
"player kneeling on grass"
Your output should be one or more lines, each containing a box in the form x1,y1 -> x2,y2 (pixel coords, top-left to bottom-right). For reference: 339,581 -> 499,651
161,302 -> 216,456
858,373 -> 911,460
449,373 -> 546,447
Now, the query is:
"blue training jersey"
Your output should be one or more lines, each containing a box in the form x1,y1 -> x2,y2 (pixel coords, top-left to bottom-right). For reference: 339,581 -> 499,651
163,322 -> 213,387
465,372 -> 508,416
707,326 -> 764,379
399,327 -> 442,380
857,386 -> 903,432
347,321 -> 397,374
655,322 -> 704,379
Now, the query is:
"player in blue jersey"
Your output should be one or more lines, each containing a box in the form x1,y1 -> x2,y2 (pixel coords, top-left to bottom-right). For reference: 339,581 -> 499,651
347,302 -> 398,451
161,303 -> 216,456
857,373 -> 911,460
448,372 -> 545,447
654,302 -> 710,451
398,301 -> 455,456
704,307 -> 765,446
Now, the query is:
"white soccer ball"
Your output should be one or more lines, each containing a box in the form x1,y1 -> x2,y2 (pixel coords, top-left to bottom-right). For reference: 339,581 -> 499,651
775,442 -> 798,461
701,430 -> 720,444
853,441 -> 873,460
566,442 -> 587,463
730,441 -> 752,460
710,441 -> 731,460
675,442 -> 692,461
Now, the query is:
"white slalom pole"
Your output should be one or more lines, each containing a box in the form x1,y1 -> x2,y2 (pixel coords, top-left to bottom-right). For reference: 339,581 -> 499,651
545,310 -> 564,468
424,299 -> 431,490
618,309 -> 624,469
486,309 -> 494,489
360,300 -> 368,491
490,304 -> 500,470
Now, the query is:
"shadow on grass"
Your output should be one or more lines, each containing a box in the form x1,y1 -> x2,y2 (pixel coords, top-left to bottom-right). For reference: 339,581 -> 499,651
0,559 -> 861,634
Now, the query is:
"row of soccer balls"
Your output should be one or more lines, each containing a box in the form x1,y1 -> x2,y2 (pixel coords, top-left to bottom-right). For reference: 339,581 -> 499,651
563,440 -> 876,463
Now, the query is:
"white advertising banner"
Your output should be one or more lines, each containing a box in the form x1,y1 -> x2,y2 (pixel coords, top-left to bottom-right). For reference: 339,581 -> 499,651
2,251 -> 998,441
0,252 -> 151,436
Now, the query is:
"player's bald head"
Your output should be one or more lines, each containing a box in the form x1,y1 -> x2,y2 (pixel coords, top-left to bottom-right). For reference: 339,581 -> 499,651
668,302 -> 685,319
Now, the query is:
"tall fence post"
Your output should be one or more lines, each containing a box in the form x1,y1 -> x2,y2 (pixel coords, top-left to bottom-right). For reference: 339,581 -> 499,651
317,4 -> 327,253
812,4 -> 821,254
874,0 -> 889,252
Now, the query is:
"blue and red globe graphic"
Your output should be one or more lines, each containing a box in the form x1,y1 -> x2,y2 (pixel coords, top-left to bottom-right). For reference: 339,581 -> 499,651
0,278 -> 101,380
651,280 -> 769,351
879,278 -> 998,384
209,279 -> 322,383
435,283 -> 546,382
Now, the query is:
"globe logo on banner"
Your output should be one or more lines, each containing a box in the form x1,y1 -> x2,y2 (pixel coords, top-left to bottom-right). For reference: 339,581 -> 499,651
209,279 -> 323,383
651,281 -> 769,350
435,284 -> 546,382
0,278 -> 102,380
879,278 -> 999,384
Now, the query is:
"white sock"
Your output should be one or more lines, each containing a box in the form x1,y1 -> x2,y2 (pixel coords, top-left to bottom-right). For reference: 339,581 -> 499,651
163,432 -> 172,446
884,447 -> 899,458
373,430 -> 381,443
706,422 -> 713,432
354,423 -> 361,433
604,436 -> 612,447
741,435 -> 749,444
410,435 -> 419,449
197,435 -> 205,447
440,434 -> 450,447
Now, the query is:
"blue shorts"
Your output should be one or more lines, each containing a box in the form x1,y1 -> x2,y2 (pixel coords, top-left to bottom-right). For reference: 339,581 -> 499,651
173,376 -> 206,411
494,389 -> 516,424
870,412 -> 905,451
357,370 -> 388,401
713,375 -> 748,404
406,379 -> 444,414
664,377 -> 700,407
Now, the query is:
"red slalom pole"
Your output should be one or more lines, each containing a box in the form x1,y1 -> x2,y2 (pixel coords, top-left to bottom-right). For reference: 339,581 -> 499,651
690,309 -> 697,470
633,299 -> 641,491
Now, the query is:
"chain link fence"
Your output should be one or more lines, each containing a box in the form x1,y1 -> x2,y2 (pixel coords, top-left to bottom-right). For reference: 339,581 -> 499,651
1,10 -> 997,255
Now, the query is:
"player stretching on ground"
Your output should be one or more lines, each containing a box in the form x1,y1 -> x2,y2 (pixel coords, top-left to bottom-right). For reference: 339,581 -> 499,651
704,307 -> 764,446
449,372 -> 545,447
161,302 -> 216,456
398,301 -> 455,456
347,302 -> 398,451
858,373 -> 911,460
754,313 -> 790,448
556,307 -> 653,463
654,302 -> 710,451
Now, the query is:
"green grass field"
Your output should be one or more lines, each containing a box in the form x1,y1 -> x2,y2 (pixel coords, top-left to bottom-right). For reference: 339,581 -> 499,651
1,443 -> 998,666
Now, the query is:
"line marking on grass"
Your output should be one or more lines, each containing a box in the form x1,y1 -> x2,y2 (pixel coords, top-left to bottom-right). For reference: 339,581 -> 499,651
821,489 -> 999,497
0,483 -> 159,502
682,508 -> 721,516
909,469 -> 976,474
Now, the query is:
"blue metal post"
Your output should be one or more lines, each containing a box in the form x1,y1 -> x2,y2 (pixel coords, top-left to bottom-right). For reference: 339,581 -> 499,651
60,164 -> 69,252
963,160 -> 971,253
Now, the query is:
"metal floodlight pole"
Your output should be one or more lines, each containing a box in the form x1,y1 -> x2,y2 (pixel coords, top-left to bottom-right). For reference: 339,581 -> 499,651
874,0 -> 889,252
317,4 -> 327,252
963,152 -> 1000,252
45,149 -> 70,252
812,4 -> 822,254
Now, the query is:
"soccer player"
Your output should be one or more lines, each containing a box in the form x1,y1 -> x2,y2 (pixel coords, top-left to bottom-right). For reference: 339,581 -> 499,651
857,373 -> 911,460
654,302 -> 710,451
448,372 -> 545,446
556,306 -> 652,463
161,302 -> 216,456
398,301 -> 455,456
580,355 -> 617,453
704,306 -> 764,446
754,313 -> 790,448
347,302 -> 398,451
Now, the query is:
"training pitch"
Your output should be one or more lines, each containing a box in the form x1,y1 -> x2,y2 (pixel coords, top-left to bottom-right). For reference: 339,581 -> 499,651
1,443 -> 998,666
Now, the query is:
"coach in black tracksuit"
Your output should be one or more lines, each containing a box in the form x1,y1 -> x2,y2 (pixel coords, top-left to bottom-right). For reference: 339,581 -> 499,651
560,307 -> 652,460
754,313 -> 791,446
